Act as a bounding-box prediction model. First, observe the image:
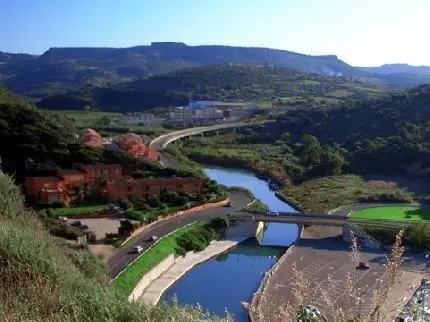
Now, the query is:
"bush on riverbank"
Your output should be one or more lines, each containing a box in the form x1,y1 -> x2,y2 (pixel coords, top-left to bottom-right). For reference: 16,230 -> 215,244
360,223 -> 430,249
246,199 -> 269,213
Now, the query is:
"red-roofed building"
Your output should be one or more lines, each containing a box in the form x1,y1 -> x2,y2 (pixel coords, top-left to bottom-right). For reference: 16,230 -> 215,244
83,164 -> 123,187
25,177 -> 69,205
101,177 -> 203,201
25,164 -> 123,205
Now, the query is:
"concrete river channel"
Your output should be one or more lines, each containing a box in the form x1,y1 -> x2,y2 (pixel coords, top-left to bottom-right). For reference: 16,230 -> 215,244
161,166 -> 299,321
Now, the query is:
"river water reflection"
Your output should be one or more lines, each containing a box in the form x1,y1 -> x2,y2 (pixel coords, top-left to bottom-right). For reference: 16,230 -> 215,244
161,166 -> 299,321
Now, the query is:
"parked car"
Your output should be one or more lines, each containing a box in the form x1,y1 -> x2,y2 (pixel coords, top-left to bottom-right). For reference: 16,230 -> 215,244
357,261 -> 370,270
266,211 -> 280,216
133,245 -> 143,254
71,220 -> 82,227
226,201 -> 232,207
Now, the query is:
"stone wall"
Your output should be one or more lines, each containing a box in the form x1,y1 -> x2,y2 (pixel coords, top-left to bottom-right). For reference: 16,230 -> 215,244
128,254 -> 175,302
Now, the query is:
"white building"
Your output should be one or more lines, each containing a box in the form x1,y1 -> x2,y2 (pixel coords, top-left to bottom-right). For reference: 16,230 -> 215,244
194,107 -> 224,120
118,112 -> 162,126
168,107 -> 195,122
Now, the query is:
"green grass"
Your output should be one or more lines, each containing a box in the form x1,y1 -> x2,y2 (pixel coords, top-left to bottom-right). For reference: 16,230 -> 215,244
282,175 -> 414,213
114,224 -> 196,295
49,110 -> 121,127
114,220 -> 223,295
51,204 -> 109,217
246,199 -> 269,213
351,206 -> 430,222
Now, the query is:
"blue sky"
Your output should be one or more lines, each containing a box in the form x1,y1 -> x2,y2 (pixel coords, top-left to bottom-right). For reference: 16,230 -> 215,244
1,0 -> 429,66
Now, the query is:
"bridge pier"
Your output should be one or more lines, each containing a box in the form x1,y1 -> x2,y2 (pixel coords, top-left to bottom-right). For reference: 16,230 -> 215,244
224,221 -> 265,239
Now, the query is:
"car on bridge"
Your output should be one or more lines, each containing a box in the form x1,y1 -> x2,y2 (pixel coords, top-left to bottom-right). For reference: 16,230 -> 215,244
267,211 -> 280,216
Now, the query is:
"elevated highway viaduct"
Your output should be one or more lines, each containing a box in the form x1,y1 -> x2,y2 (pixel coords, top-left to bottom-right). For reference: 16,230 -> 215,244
149,121 -> 266,151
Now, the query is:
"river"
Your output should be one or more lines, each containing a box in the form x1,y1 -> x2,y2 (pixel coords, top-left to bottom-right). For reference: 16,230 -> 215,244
161,165 -> 299,321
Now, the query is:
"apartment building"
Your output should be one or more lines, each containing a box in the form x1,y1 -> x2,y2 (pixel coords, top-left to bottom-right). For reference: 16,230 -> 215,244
25,164 -> 123,205
102,177 -> 203,201
118,112 -> 162,126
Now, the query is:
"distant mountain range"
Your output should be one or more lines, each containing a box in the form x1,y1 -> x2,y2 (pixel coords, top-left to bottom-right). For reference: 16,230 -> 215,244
1,42 -> 430,98
361,64 -> 430,76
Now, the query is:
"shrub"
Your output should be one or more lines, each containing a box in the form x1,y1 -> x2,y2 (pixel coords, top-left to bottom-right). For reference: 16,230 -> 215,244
126,210 -> 146,222
44,218 -> 85,239
148,195 -> 161,208
208,217 -> 230,230
118,198 -> 133,210
67,246 -> 106,280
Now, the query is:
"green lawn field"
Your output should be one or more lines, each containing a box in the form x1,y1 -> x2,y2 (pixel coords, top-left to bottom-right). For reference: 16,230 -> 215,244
351,206 -> 430,222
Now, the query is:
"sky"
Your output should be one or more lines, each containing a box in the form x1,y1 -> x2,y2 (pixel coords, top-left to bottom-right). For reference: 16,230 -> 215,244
1,0 -> 430,67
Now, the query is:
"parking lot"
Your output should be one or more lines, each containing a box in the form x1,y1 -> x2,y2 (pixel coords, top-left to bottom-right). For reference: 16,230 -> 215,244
78,217 -> 125,240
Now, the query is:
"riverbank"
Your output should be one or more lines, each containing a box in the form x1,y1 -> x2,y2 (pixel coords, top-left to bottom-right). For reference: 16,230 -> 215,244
249,223 -> 430,321
282,175 -> 415,213
137,237 -> 249,305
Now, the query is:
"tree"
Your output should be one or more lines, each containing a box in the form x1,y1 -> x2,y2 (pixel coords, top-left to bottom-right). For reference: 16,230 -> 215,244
316,147 -> 347,176
300,134 -> 322,169
147,194 -> 161,208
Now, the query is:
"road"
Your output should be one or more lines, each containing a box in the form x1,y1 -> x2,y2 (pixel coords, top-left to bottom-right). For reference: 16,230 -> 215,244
149,121 -> 265,151
107,192 -> 252,278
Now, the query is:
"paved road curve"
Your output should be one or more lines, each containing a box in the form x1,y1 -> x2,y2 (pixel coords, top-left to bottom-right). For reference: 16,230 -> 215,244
149,122 -> 265,151
108,192 -> 252,278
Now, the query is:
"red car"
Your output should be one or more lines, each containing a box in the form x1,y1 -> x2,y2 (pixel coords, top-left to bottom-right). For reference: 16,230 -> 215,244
357,262 -> 370,270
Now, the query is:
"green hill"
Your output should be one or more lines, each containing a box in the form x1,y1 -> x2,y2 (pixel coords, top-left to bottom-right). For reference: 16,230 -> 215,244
0,87 -> 188,183
1,42 -> 427,99
270,84 -> 430,175
37,65 -> 393,112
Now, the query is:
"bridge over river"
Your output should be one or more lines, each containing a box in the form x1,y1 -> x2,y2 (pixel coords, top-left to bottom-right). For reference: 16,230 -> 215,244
229,211 -> 407,228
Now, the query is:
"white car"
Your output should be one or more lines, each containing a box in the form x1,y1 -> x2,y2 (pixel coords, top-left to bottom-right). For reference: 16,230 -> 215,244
267,211 -> 280,216
133,245 -> 143,254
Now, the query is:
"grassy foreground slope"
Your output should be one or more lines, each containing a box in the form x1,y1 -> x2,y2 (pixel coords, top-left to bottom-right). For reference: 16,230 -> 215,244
0,168 -> 229,321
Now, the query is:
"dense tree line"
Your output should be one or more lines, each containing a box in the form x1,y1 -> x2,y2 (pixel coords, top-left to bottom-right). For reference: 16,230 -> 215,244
269,84 -> 430,176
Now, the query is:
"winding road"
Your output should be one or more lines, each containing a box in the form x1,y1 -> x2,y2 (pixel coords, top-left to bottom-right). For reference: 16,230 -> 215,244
107,192 -> 252,278
108,122 -> 265,278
